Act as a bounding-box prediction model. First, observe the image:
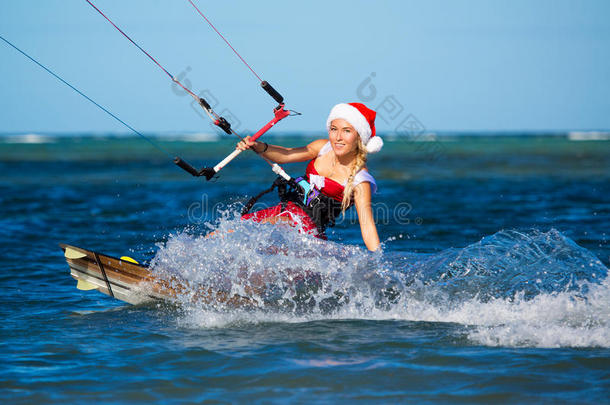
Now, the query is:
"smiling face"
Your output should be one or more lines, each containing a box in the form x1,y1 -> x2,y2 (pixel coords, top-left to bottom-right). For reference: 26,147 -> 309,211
328,119 -> 360,158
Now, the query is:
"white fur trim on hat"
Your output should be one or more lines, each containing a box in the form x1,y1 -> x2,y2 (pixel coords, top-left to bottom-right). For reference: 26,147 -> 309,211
326,103 -> 372,144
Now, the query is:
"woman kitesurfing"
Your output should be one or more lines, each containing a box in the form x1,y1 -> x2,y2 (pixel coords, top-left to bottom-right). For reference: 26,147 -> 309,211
238,103 -> 382,251
1,0 -> 386,307
4,3 -> 609,401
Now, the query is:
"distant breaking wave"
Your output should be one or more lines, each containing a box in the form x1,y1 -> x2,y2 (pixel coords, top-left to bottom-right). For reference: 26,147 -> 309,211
0,133 -> 56,144
568,131 -> 610,141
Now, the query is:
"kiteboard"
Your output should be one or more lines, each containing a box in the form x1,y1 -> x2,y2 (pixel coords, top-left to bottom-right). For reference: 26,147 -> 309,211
59,243 -> 254,308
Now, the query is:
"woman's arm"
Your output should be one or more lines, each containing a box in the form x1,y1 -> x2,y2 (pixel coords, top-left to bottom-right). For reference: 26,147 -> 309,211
353,181 -> 381,251
237,137 -> 327,164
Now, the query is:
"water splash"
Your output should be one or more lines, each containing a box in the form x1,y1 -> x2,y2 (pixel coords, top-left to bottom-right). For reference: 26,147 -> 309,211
150,211 -> 385,315
149,216 -> 608,348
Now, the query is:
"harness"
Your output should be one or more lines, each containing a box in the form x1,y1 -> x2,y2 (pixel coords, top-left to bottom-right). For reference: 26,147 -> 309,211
242,177 -> 344,236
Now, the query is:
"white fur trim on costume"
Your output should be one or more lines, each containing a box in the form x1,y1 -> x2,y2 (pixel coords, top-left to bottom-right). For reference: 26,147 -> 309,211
326,103 -> 372,143
354,170 -> 377,194
318,141 -> 332,156
365,135 -> 383,153
308,174 -> 325,190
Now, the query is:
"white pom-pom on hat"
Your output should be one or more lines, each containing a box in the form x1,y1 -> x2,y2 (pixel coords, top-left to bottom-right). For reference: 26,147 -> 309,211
326,102 -> 383,153
365,135 -> 384,153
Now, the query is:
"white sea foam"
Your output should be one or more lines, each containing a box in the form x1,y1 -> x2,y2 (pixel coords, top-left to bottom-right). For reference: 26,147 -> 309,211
568,131 -> 610,141
149,217 -> 609,348
389,278 -> 610,348
0,133 -> 56,144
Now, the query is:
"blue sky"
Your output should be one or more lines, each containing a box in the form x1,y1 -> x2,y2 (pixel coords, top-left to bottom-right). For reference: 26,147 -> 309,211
1,0 -> 609,134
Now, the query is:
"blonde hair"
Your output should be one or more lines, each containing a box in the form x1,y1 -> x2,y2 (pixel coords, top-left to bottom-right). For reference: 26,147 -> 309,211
341,137 -> 368,212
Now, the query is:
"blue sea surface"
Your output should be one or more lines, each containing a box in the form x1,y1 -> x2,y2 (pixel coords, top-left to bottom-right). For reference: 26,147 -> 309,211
0,134 -> 609,403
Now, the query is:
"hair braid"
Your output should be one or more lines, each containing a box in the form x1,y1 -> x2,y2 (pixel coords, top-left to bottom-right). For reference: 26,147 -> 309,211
341,138 -> 368,212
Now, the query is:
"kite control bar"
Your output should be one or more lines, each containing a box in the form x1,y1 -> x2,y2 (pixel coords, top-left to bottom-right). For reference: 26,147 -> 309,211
174,104 -> 291,180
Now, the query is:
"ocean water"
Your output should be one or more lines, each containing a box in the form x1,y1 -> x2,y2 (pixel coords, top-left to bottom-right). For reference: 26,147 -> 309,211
1,133 -> 609,403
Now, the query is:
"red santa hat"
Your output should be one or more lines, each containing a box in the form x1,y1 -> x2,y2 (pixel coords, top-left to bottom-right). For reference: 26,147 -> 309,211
326,102 -> 383,153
